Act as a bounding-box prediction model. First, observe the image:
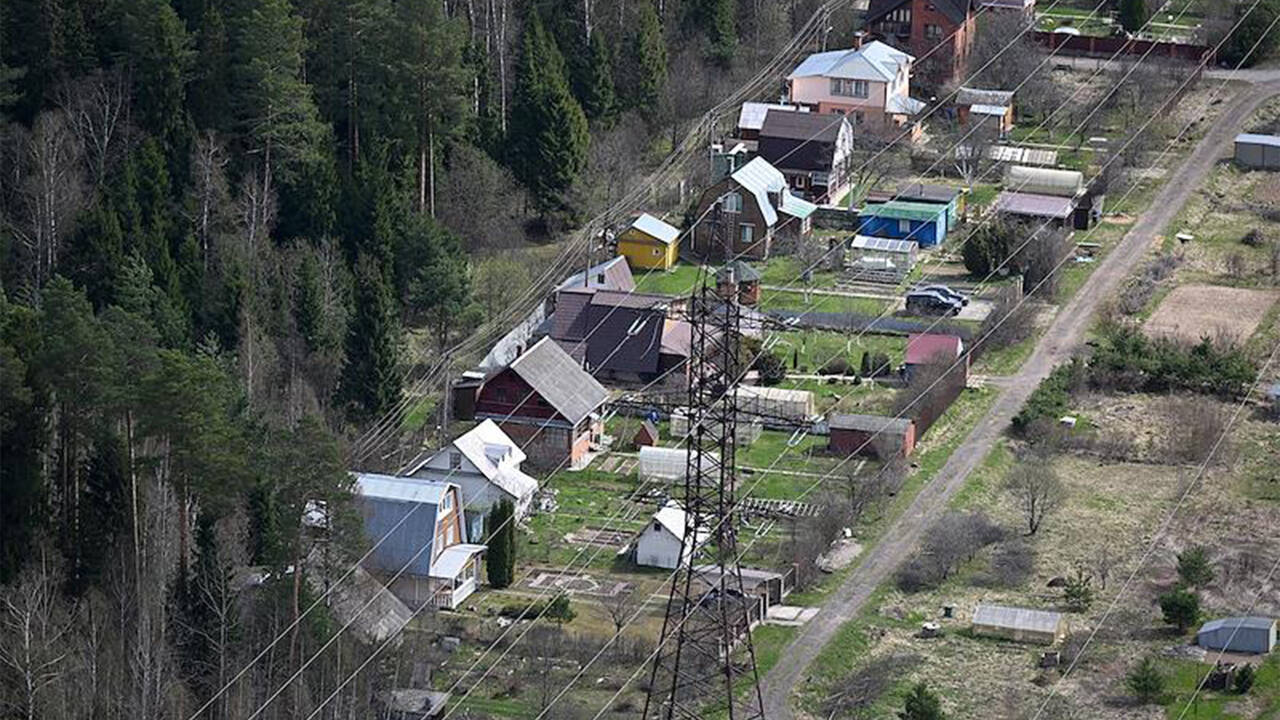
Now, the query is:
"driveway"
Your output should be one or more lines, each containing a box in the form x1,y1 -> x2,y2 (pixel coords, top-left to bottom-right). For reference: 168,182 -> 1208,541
759,79 -> 1280,719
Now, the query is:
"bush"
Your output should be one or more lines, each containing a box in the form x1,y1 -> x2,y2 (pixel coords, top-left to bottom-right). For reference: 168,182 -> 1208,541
977,539 -> 1035,588
896,511 -> 1004,592
819,358 -> 851,376
499,593 -> 576,624
756,350 -> 787,385
1127,656 -> 1165,704
1062,568 -> 1093,612
1243,228 -> 1266,247
1090,325 -> 1256,398
861,351 -> 892,377
900,682 -> 947,720
1176,546 -> 1215,588
1235,663 -> 1256,694
1012,358 -> 1086,435
1159,589 -> 1200,633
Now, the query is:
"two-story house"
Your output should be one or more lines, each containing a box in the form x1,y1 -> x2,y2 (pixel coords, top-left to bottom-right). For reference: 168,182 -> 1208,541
690,157 -> 817,260
549,287 -> 691,386
866,0 -> 978,85
354,473 -> 486,610
756,109 -> 854,203
785,37 -> 925,137
406,419 -> 539,539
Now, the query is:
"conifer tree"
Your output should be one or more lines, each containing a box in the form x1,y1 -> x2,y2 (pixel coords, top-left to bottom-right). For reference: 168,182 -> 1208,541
509,12 -> 589,218
1118,0 -> 1147,32
690,0 -> 736,66
117,0 -> 194,146
486,499 -> 516,588
580,31 -> 617,123
625,1 -> 668,113
338,253 -> 401,422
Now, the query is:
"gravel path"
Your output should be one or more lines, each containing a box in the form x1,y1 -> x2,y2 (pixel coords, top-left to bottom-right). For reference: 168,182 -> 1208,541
759,79 -> 1280,719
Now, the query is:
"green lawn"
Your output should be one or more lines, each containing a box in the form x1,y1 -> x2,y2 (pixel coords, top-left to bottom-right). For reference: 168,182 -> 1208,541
632,263 -> 706,296
760,289 -> 890,317
771,329 -> 906,374
1159,656 -> 1280,719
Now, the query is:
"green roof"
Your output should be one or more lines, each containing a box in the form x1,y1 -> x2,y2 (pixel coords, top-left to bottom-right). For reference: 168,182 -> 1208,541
859,200 -> 945,223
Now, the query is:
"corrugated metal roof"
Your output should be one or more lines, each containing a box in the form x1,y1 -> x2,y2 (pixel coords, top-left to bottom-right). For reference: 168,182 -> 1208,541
787,41 -> 913,83
906,333 -> 963,365
761,109 -> 848,143
972,604 -> 1064,633
829,413 -> 913,434
886,94 -> 927,115
860,200 -> 946,223
555,255 -> 636,293
660,319 -> 692,357
651,501 -> 687,539
738,102 -> 801,131
1199,616 -> 1277,633
509,337 -> 609,424
1236,133 -> 1280,148
355,473 -> 452,504
850,235 -> 918,254
429,544 -> 486,579
1004,165 -> 1084,197
866,184 -> 960,205
730,157 -> 787,226
971,104 -> 1009,116
994,191 -> 1074,219
957,87 -> 1014,107
718,259 -> 762,282
629,213 -> 680,244
780,193 -> 818,219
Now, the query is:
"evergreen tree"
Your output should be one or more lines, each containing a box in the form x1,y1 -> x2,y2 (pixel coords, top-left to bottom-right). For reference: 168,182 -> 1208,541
0,298 -> 46,582
1126,657 -> 1164,703
900,682 -> 946,720
1176,546 -> 1214,588
1235,663 -> 1256,694
1062,568 -> 1094,612
190,5 -> 233,131
402,215 -> 473,349
69,430 -> 129,595
580,31 -> 617,123
338,253 -> 401,422
0,2 -> 26,116
1221,0 -> 1280,68
1118,0 -> 1147,32
688,0 -> 736,66
486,499 -> 516,588
624,1 -> 668,113
509,12 -> 589,218
117,0 -> 194,146
1159,589 -> 1199,633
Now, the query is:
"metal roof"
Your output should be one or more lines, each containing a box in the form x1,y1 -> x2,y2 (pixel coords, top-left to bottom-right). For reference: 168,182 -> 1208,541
866,183 -> 961,205
354,473 -> 453,505
738,101 -> 802,131
1004,165 -> 1084,197
651,500 -> 688,539
509,337 -> 609,424
787,41 -> 913,83
429,543 -> 486,579
971,104 -> 1009,116
829,413 -> 913,434
994,191 -> 1074,219
718,259 -> 762,282
956,87 -> 1014,107
1199,616 -> 1277,633
906,333 -> 963,365
1236,133 -> 1280,148
731,157 -> 787,226
972,604 -> 1064,633
886,94 -> 927,115
555,255 -> 636,293
850,235 -> 918,254
414,420 -> 538,502
629,213 -> 680,244
860,200 -> 946,223
761,109 -> 848,143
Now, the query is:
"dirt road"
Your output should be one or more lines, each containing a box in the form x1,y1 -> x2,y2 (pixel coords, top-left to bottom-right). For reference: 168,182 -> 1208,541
759,79 -> 1280,719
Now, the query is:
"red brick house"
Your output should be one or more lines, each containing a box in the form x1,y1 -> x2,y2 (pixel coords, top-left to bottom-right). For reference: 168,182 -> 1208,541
472,337 -> 609,469
866,0 -> 977,85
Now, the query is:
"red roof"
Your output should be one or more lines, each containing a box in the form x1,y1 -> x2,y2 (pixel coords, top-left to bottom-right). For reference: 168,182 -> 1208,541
905,333 -> 963,365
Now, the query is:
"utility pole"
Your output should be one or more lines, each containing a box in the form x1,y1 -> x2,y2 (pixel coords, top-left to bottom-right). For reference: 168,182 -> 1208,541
642,272 -> 766,720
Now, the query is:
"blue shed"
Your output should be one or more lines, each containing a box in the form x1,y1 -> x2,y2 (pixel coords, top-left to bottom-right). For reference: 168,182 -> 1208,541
355,473 -> 460,576
1197,616 -> 1277,654
856,200 -> 949,247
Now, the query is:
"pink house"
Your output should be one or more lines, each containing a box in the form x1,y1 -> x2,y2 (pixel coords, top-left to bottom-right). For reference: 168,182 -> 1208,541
905,333 -> 967,381
785,35 -> 926,139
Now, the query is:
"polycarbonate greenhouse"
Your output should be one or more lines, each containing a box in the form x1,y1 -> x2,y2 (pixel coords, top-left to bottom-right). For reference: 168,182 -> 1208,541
638,446 -> 720,482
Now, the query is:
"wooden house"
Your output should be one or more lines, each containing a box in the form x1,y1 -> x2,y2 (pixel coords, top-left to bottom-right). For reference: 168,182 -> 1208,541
618,213 -> 681,270
690,157 -> 817,261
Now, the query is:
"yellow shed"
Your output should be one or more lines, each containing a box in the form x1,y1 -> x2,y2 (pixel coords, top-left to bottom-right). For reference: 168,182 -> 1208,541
618,213 -> 681,270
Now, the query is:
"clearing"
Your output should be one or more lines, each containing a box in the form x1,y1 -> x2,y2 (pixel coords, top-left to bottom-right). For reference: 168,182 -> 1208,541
1143,284 -> 1278,344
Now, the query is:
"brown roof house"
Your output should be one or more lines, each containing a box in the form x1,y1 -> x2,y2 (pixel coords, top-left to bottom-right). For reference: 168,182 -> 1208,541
691,157 -> 818,261
866,0 -> 978,85
757,109 -> 855,203
549,287 -> 692,386
473,337 -> 609,469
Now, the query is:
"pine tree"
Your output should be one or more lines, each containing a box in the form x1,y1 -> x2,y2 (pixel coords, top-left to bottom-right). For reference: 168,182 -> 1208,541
338,253 -> 401,422
625,1 -> 668,113
190,5 -> 233,131
1118,0 -> 1147,33
485,499 -> 516,589
117,0 -> 194,146
900,682 -> 946,720
1126,657 -> 1164,704
0,2 -> 26,116
1175,546 -> 1214,588
580,31 -> 617,124
70,431 -> 129,595
0,298 -> 46,582
689,0 -> 736,66
509,12 -> 589,218
1159,589 -> 1200,633
1221,0 -> 1280,68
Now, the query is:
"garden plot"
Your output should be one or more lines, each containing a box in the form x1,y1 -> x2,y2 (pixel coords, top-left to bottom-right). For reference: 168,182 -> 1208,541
564,526 -> 634,550
1143,284 -> 1277,344
525,570 -> 630,598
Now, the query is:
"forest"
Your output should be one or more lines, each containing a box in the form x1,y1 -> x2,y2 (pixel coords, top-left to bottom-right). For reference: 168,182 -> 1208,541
0,0 -> 843,716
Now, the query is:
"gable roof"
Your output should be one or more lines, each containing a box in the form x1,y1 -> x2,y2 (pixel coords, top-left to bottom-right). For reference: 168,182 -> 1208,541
829,413 -> 913,434
1199,616 -> 1276,633
660,319 -> 692,357
555,255 -> 636,293
718,259 -> 762,283
787,40 -> 913,83
994,191 -> 1074,219
731,157 -> 787,226
1237,133 -> 1280,148
443,419 -> 538,501
906,333 -> 963,365
738,101 -> 802,132
629,213 -> 680,245
508,337 -> 609,424
866,183 -> 961,205
354,472 -> 453,505
868,0 -> 973,25
651,501 -> 688,540
760,109 -> 848,143
957,87 -> 1015,107
860,200 -> 946,223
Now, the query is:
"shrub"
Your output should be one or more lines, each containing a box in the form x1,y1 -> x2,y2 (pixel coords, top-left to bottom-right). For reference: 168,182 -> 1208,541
896,511 -> 1004,592
1243,228 -> 1266,247
1090,325 -> 1256,398
900,682 -> 947,720
756,350 -> 787,385
1176,546 -> 1215,588
1012,358 -> 1086,434
978,539 -> 1035,588
1127,657 -> 1165,704
1159,589 -> 1200,633
819,358 -> 851,376
1235,663 -> 1256,694
1062,568 -> 1093,612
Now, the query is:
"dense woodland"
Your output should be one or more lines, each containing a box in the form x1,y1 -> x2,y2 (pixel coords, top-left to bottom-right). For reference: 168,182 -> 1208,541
0,0 -> 846,716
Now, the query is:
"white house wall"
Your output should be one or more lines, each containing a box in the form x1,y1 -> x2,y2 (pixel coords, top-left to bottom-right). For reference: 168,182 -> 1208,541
635,528 -> 687,569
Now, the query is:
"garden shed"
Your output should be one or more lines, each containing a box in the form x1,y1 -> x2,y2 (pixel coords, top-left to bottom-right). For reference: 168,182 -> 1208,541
1003,165 -> 1084,198
733,385 -> 816,423
638,446 -> 720,482
856,201 -> 949,247
1235,133 -> 1280,170
971,604 -> 1067,645
828,413 -> 916,458
865,183 -> 963,229
847,235 -> 919,281
1197,617 -> 1277,654
993,191 -> 1075,227
669,407 -> 762,444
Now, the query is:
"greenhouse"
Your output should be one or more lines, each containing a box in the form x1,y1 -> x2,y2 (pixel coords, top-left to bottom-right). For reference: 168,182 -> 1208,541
1002,165 -> 1083,198
733,386 -> 815,423
670,408 -> 763,445
638,446 -> 721,482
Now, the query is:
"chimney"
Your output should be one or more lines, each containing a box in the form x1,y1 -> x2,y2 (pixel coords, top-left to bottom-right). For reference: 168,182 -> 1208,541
851,31 -> 865,50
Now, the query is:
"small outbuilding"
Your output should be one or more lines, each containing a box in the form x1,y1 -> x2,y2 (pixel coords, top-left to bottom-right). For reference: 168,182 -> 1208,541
634,501 -> 697,569
828,413 -> 916,458
733,385 -> 815,423
1198,616 -> 1277,654
847,235 -> 919,282
905,333 -> 967,381
717,260 -> 763,306
993,191 -> 1075,227
634,419 -> 660,448
638,446 -> 719,482
856,201 -> 949,247
1235,133 -> 1280,170
865,183 -> 964,230
618,213 -> 681,270
955,87 -> 1015,137
971,604 -> 1067,645
1003,165 -> 1084,198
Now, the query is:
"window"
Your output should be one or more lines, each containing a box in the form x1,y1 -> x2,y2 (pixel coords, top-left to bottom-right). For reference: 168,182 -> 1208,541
853,111 -> 865,125
722,192 -> 743,213
898,219 -> 912,234
449,451 -> 462,469
440,491 -> 453,512
829,79 -> 869,98
653,521 -> 662,532
925,23 -> 943,41
740,223 -> 754,247
595,273 -> 605,284
652,247 -> 662,256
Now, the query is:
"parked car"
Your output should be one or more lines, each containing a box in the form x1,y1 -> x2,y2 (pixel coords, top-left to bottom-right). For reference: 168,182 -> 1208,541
905,289 -> 962,316
913,284 -> 969,306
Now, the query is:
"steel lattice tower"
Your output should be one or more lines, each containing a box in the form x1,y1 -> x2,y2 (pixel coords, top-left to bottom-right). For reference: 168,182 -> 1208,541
642,267 -> 766,720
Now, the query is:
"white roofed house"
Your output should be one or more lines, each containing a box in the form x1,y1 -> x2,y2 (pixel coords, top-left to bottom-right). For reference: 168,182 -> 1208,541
634,501 -> 699,569
406,419 -> 539,539
689,157 -> 818,261
353,473 -> 486,610
785,36 -> 925,139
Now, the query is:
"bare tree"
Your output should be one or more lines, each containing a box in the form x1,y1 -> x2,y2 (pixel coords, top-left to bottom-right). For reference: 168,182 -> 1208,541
438,143 -> 531,250
188,133 -> 233,271
10,110 -> 86,288
603,587 -> 640,649
0,555 -> 77,720
1005,459 -> 1064,535
55,70 -> 131,188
